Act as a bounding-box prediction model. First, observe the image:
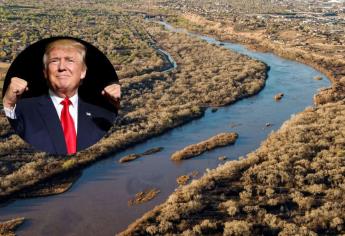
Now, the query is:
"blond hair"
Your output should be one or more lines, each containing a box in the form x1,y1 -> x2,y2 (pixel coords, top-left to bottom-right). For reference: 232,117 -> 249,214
43,39 -> 87,69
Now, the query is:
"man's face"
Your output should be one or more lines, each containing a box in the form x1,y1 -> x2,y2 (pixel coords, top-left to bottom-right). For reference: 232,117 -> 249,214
44,47 -> 86,97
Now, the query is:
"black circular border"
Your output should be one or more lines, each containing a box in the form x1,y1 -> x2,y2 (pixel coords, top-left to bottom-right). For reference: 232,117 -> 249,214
3,36 -> 119,113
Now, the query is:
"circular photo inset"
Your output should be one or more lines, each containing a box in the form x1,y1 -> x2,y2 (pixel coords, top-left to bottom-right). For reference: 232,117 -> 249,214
2,36 -> 120,155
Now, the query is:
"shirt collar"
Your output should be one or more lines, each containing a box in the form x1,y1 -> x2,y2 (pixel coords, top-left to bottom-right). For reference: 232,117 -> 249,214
49,89 -> 78,107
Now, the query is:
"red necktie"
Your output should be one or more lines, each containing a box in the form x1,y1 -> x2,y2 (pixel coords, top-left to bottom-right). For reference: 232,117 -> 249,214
60,97 -> 77,154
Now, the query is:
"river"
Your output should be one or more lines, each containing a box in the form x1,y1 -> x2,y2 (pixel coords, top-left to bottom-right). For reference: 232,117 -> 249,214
0,21 -> 330,236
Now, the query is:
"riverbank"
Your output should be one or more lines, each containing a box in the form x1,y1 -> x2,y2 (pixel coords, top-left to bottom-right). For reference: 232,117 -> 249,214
120,98 -> 345,236
0,20 -> 267,201
118,14 -> 345,235
165,13 -> 345,105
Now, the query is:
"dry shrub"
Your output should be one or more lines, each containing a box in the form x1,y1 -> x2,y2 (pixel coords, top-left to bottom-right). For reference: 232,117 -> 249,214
171,132 -> 238,161
119,147 -> 163,163
176,175 -> 190,186
0,217 -> 25,236
0,115 -> 12,137
219,200 -> 239,216
192,219 -> 219,235
278,224 -> 317,236
62,159 -> 77,170
223,220 -> 252,236
128,188 -> 160,206
118,154 -> 141,163
314,84 -> 345,105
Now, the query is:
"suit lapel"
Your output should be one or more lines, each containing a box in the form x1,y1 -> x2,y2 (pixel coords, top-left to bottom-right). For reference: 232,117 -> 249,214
37,95 -> 67,154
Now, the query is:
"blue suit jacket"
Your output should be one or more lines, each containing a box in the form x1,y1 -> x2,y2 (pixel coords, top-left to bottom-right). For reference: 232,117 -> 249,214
9,95 -> 116,155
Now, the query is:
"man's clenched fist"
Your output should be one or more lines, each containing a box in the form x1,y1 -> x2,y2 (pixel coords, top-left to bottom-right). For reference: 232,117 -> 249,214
101,83 -> 121,109
3,77 -> 28,109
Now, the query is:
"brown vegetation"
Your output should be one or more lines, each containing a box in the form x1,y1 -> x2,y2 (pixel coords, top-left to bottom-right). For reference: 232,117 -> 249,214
171,132 -> 238,161
18,170 -> 81,198
165,12 -> 345,104
0,115 -> 12,137
0,63 -> 8,108
0,4 -> 164,79
176,171 -> 199,186
118,147 -> 163,163
0,217 -> 25,236
128,188 -> 160,206
176,175 -> 190,186
314,81 -> 345,105
94,2 -> 345,235
274,93 -> 284,101
120,100 -> 345,235
119,154 -> 142,163
0,6 -> 267,201
166,11 -> 345,109
1,1 -> 344,235
218,156 -> 227,161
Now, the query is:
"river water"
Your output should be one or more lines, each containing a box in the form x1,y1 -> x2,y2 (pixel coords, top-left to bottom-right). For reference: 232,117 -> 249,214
0,22 -> 330,236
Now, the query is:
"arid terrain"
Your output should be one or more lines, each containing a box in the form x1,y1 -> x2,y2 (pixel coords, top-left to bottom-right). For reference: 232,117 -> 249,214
121,101 -> 345,235
118,0 -> 345,235
1,0 -> 345,235
0,0 -> 266,206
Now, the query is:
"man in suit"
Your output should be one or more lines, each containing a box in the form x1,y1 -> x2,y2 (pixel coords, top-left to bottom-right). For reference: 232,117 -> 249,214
2,39 -> 121,155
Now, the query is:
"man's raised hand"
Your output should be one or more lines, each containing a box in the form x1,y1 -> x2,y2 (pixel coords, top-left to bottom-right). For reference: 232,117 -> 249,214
3,77 -> 28,109
101,83 -> 121,109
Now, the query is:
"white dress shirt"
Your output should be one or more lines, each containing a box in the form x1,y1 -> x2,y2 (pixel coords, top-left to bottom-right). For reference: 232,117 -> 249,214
3,90 -> 79,133
3,105 -> 16,119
